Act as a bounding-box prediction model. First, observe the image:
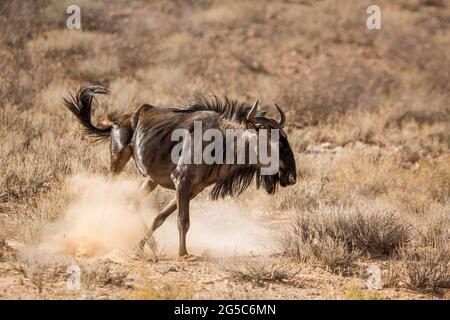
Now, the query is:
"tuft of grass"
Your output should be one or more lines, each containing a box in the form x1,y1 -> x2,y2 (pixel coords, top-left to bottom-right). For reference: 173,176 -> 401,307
133,280 -> 194,300
397,246 -> 450,291
192,1 -> 263,26
281,205 -> 412,273
302,236 -> 360,274
226,259 -> 300,286
415,212 -> 450,249
282,205 -> 411,258
26,30 -> 99,58
343,284 -> 384,300
76,55 -> 120,83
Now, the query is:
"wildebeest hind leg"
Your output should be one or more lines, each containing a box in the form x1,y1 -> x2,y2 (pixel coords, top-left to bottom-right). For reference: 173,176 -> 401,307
150,198 -> 177,233
135,198 -> 177,252
109,124 -> 132,179
130,179 -> 158,229
134,193 -> 197,258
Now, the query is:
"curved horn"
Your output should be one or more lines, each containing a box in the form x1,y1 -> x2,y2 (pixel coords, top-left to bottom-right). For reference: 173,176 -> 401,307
275,104 -> 286,128
254,117 -> 278,128
246,98 -> 259,122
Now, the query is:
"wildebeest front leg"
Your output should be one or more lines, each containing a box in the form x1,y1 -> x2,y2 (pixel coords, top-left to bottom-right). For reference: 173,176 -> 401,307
171,168 -> 194,258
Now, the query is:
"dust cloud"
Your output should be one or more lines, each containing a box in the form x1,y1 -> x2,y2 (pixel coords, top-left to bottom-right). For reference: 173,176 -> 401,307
40,175 -> 275,259
155,200 -> 276,258
40,175 -> 146,259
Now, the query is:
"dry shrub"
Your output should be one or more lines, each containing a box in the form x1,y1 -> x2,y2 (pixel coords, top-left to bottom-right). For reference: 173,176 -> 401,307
136,65 -> 198,104
159,31 -> 195,62
309,0 -> 377,46
0,0 -> 54,47
332,150 -> 450,213
304,236 -> 360,273
192,1 -> 263,26
281,205 -> 411,264
0,109 -> 63,203
76,55 -> 120,83
317,111 -> 386,147
292,88 -> 449,154
0,0 -> 57,106
377,10 -> 450,92
417,35 -> 450,94
0,102 -> 107,206
376,10 -> 428,67
92,78 -> 143,118
415,211 -> 450,248
226,259 -> 299,286
390,155 -> 450,213
27,30 -> 99,58
0,48 -> 53,107
281,215 -> 356,273
332,150 -> 392,200
282,56 -> 394,126
0,239 -> 16,262
396,246 -> 450,291
276,176 -> 323,212
382,68 -> 450,128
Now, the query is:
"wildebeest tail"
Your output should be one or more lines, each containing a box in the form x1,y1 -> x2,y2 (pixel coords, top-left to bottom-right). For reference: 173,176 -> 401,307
63,85 -> 111,142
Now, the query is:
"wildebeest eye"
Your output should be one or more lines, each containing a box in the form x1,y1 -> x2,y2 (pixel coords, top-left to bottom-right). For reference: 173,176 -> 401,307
279,139 -> 287,150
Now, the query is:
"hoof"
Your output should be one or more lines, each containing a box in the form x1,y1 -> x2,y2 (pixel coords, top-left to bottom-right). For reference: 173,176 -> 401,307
177,254 -> 202,262
129,239 -> 158,262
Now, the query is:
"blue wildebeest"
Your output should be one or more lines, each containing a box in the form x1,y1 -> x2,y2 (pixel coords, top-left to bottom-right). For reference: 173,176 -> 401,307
64,85 -> 296,259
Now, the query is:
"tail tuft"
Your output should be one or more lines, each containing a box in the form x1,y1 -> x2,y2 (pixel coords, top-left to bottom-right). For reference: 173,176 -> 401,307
63,85 -> 112,142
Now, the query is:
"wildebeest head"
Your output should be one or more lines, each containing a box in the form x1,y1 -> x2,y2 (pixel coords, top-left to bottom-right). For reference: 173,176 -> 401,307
246,100 -> 297,191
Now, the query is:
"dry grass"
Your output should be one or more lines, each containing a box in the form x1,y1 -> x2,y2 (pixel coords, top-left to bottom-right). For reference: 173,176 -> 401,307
76,55 -> 121,83
389,246 -> 450,291
192,1 -> 263,26
278,147 -> 449,219
281,205 -> 411,272
343,283 -> 384,300
415,212 -> 450,248
26,30 -> 100,58
282,56 -> 394,126
133,280 -> 194,300
0,0 -> 449,298
226,259 -> 299,286
302,236 -> 361,274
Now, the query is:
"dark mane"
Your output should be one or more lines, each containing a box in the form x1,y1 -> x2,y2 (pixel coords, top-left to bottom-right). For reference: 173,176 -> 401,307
210,165 -> 279,200
173,92 -> 252,123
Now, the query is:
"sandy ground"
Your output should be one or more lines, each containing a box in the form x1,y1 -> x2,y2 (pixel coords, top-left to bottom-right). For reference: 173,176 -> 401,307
0,235 -> 446,300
